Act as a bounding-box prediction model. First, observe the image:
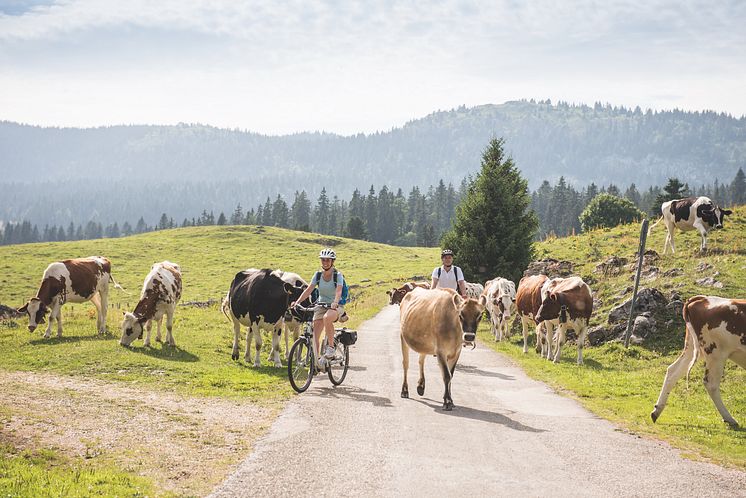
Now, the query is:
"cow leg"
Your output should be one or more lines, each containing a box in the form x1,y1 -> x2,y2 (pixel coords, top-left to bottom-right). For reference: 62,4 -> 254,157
231,318 -> 241,361
417,353 -> 427,396
400,335 -> 410,398
98,289 -> 109,334
437,353 -> 454,411
284,322 -> 290,362
89,294 -> 103,335
576,323 -> 588,365
54,303 -> 63,338
544,323 -> 555,360
155,317 -> 163,343
520,316 -> 531,353
253,325 -> 262,367
553,325 -> 566,363
271,327 -> 282,367
144,320 -> 153,347
651,330 -> 696,423
166,310 -> 175,347
703,354 -> 738,427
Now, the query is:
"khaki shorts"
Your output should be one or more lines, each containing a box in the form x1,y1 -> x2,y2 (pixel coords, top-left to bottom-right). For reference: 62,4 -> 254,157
313,305 -> 344,321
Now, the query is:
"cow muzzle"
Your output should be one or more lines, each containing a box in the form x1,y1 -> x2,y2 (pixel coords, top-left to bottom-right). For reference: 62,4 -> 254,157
462,332 -> 476,342
715,224 -> 723,229
28,325 -> 36,332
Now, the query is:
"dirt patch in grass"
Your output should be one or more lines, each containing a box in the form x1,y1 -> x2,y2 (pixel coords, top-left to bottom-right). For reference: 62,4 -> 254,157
0,370 -> 279,496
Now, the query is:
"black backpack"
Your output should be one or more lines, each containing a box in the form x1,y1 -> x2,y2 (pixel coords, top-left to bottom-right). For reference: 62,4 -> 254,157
437,266 -> 462,281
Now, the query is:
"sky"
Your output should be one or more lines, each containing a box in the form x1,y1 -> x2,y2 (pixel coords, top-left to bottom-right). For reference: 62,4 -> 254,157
1,0 -> 745,135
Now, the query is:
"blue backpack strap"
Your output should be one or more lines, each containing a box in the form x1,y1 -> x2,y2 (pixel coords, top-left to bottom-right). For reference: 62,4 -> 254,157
314,271 -> 322,286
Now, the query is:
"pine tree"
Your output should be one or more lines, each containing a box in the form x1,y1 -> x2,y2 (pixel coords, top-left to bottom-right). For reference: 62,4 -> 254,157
314,188 -> 330,233
624,183 -> 642,208
230,203 -> 244,225
261,197 -> 273,226
440,138 -> 537,282
654,178 -> 690,212
364,185 -> 377,239
217,212 -> 227,225
271,195 -> 289,227
158,213 -> 169,230
730,167 -> 745,205
345,216 -> 367,240
290,191 -> 311,230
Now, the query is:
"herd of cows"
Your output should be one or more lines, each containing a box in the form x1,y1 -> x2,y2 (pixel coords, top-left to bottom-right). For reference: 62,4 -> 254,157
8,196 -> 745,425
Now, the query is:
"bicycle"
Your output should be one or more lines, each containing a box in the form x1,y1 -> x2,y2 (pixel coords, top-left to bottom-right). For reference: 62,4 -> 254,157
287,303 -> 357,393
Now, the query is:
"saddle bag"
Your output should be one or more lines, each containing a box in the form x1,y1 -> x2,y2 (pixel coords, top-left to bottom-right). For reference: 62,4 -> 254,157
338,329 -> 358,346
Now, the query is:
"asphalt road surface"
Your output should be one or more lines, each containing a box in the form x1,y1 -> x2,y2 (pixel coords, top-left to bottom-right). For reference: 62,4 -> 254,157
211,305 -> 746,497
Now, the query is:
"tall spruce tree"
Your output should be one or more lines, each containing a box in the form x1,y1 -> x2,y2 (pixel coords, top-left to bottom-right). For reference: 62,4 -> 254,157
730,167 -> 745,205
440,138 -> 537,282
654,177 -> 689,212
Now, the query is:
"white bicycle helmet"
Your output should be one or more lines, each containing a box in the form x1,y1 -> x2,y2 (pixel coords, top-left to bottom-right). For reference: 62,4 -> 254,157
319,248 -> 336,260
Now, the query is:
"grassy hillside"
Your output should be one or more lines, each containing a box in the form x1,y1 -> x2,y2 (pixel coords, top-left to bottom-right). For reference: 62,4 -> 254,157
480,205 -> 746,468
0,226 -> 438,496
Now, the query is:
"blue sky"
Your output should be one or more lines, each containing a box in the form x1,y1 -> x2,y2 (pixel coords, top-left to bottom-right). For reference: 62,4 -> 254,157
1,0 -> 744,134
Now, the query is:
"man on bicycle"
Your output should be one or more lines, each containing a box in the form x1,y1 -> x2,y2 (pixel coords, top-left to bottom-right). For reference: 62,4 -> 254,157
291,248 -> 346,368
431,249 -> 467,298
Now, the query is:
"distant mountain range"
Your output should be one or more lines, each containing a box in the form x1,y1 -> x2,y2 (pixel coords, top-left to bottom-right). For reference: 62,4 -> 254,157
2,100 -> 745,225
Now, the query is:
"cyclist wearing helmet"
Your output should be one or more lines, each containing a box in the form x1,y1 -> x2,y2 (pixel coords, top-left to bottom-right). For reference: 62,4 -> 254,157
431,249 -> 466,298
291,248 -> 346,368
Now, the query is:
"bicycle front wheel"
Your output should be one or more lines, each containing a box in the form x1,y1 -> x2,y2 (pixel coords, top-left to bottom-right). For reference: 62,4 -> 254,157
327,343 -> 349,386
288,338 -> 314,393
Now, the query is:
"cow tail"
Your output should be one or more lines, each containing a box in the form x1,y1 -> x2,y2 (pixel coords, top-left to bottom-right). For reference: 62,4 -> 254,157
647,216 -> 663,236
221,292 -> 231,320
109,274 -> 129,294
682,301 -> 699,386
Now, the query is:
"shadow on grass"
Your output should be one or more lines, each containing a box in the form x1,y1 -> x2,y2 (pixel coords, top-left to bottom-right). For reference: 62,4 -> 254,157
126,344 -> 200,363
29,333 -> 113,345
411,397 -> 546,433
456,364 -> 515,380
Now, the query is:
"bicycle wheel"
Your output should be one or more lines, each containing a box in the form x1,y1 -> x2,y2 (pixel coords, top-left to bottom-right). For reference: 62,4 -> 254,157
327,342 -> 349,386
288,338 -> 314,393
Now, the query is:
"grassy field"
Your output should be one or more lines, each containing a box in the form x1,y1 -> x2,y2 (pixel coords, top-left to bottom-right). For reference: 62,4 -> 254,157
0,226 -> 438,496
479,205 -> 746,468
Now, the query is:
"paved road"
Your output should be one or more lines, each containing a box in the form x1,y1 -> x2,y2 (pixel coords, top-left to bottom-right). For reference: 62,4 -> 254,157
211,305 -> 746,497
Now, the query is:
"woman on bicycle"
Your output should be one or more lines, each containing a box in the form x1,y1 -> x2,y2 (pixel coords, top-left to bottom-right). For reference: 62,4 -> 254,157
291,248 -> 345,367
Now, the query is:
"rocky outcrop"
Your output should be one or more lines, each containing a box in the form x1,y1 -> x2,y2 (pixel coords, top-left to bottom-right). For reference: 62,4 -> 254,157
608,288 -> 668,324
523,259 -> 574,278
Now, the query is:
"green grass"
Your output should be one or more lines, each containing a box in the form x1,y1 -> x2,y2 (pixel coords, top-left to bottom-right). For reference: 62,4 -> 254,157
0,443 -> 159,498
0,225 -> 438,399
480,205 -> 746,468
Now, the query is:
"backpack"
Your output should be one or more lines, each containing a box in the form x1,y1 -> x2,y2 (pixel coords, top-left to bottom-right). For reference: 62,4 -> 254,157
314,269 -> 350,305
437,266 -> 462,282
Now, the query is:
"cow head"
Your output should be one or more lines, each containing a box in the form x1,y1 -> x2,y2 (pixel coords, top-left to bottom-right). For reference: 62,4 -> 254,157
700,203 -> 732,229
454,293 -> 486,343
120,312 -> 145,346
18,297 -> 48,332
494,293 -> 515,321
536,292 -> 566,323
388,287 -> 405,305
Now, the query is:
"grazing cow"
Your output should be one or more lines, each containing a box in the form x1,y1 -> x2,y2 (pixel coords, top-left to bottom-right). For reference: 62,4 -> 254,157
18,256 -> 122,338
464,282 -> 485,300
222,269 -> 307,367
516,275 -> 552,354
483,278 -> 516,341
536,276 -> 594,364
399,287 -> 485,410
120,261 -> 182,347
649,196 -> 732,254
651,295 -> 745,427
387,281 -> 430,305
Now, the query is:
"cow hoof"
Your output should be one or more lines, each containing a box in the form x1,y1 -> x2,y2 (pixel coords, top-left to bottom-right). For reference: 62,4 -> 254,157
273,362 -> 283,368
401,389 -> 409,399
417,385 -> 425,396
725,419 -> 739,429
231,353 -> 239,361
650,410 -> 659,423
443,402 -> 454,411
253,362 -> 262,368
144,341 -> 151,348
156,337 -> 162,343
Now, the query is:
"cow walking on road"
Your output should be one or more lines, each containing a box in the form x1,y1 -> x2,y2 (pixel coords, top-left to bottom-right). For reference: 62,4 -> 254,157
18,256 -> 122,338
516,275 -> 552,355
483,278 -> 516,341
387,282 -> 430,305
399,287 -> 485,410
120,261 -> 182,347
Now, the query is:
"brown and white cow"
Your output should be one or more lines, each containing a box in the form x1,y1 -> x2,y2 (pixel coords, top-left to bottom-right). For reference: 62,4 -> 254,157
535,276 -> 594,364
18,256 -> 121,338
649,196 -> 732,254
120,261 -> 182,347
387,281 -> 430,305
516,274 -> 552,355
651,295 -> 745,427
399,287 -> 485,410
483,278 -> 516,341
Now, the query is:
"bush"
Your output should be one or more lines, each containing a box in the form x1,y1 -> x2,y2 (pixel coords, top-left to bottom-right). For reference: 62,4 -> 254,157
579,194 -> 643,231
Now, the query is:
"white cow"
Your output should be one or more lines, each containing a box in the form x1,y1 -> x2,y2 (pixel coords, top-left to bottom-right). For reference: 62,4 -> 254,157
483,278 -> 516,341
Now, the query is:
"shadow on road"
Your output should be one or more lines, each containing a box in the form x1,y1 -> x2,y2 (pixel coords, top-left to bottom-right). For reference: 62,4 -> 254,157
315,385 -> 393,408
455,364 -> 515,380
411,398 -> 545,433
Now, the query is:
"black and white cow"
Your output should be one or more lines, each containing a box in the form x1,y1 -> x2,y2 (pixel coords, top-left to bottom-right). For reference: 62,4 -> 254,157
120,261 -> 182,347
650,197 -> 732,254
18,256 -> 122,338
222,269 -> 307,367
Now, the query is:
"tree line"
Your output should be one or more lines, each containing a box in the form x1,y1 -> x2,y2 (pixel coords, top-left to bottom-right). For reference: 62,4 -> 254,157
2,168 -> 743,246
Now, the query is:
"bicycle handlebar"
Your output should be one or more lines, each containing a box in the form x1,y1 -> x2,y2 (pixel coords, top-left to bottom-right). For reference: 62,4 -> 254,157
291,302 -> 335,313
